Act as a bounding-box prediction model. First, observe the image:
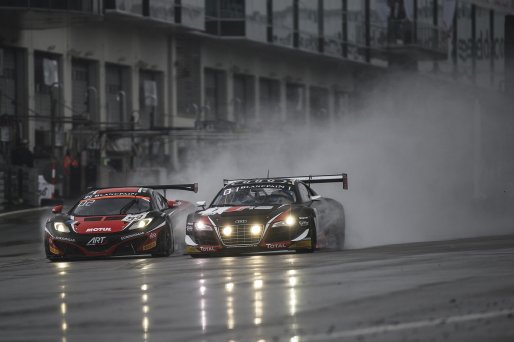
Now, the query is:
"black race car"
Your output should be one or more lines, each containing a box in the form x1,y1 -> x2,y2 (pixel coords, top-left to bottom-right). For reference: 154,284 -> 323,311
185,174 -> 347,257
44,184 -> 197,261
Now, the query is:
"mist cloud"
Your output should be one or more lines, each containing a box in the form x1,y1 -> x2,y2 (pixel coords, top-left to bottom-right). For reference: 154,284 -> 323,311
151,73 -> 514,248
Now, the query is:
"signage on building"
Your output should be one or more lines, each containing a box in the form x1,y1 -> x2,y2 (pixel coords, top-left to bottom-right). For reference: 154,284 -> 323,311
43,58 -> 59,86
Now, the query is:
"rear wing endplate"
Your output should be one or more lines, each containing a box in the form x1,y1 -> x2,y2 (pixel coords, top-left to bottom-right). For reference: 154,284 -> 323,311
224,174 -> 348,190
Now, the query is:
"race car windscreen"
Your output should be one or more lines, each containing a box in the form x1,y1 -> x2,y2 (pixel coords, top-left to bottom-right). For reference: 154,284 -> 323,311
212,185 -> 297,206
71,197 -> 151,216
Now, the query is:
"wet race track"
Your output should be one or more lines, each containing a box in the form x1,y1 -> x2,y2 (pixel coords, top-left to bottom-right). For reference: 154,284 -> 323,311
1,209 -> 514,342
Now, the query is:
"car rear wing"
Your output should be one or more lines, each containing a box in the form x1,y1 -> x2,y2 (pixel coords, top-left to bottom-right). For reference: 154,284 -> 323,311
224,174 -> 348,190
144,183 -> 198,193
88,183 -> 198,193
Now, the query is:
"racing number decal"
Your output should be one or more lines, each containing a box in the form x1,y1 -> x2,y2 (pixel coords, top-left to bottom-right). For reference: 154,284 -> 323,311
78,200 -> 95,207
122,213 -> 148,223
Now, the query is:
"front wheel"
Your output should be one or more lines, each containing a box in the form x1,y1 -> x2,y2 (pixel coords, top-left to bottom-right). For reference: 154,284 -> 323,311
152,228 -> 173,257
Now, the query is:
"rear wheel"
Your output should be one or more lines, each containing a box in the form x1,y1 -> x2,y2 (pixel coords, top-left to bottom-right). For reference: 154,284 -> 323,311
152,227 -> 173,257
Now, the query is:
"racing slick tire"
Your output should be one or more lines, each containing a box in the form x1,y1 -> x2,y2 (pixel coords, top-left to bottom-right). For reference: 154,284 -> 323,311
152,227 -> 174,257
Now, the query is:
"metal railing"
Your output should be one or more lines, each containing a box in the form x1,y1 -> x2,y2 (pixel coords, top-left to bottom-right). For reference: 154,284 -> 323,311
368,19 -> 449,55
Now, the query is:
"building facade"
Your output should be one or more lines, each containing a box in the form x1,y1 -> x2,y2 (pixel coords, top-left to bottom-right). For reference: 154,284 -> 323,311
0,0 -> 513,194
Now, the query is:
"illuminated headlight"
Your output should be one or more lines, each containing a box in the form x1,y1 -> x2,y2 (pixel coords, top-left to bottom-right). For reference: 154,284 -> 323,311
130,218 -> 153,230
222,226 -> 233,236
54,222 -> 70,233
250,225 -> 262,235
195,220 -> 213,231
272,216 -> 296,228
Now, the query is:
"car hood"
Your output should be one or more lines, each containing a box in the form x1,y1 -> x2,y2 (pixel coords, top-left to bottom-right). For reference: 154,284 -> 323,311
70,213 -> 151,234
197,205 -> 289,226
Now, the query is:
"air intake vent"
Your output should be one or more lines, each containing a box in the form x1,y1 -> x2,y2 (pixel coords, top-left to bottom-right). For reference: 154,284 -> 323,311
105,216 -> 124,221
84,217 -> 102,221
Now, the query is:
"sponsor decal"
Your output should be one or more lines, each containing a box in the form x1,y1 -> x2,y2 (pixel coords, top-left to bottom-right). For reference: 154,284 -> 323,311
78,200 -> 95,207
122,213 -> 148,223
54,236 -> 76,243
298,216 -> 308,220
265,242 -> 289,249
86,237 -> 107,246
149,232 -> 157,239
299,220 -> 309,227
199,246 -> 218,252
121,232 -> 144,240
83,192 -> 140,199
200,206 -> 274,216
142,241 -> 157,251
85,227 -> 112,233
223,184 -> 291,196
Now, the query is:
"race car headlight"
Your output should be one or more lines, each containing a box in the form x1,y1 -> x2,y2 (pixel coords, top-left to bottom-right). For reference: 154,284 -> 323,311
130,218 -> 153,230
272,215 -> 296,228
222,226 -> 233,236
194,220 -> 213,231
54,222 -> 70,233
250,225 -> 262,235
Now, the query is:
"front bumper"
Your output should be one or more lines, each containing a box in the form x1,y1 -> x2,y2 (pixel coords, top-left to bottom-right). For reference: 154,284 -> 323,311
45,227 -> 163,258
185,227 -> 313,255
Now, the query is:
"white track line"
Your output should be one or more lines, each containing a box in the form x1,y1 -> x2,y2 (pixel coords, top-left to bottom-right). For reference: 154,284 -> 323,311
0,207 -> 50,218
294,309 -> 514,341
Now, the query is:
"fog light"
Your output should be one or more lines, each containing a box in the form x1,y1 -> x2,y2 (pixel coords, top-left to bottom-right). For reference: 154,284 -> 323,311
250,225 -> 262,235
222,226 -> 233,236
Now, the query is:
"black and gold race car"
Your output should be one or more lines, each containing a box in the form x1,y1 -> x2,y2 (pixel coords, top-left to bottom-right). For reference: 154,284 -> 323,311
185,174 -> 347,257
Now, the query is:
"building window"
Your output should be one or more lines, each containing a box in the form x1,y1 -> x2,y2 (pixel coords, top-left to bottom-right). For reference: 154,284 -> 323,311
104,0 -> 143,15
139,70 -> 163,129
286,83 -> 305,122
176,37 -> 201,118
105,63 -> 131,127
34,51 -> 61,150
204,68 -> 227,121
71,58 -> 98,127
309,86 -> 329,124
206,0 -> 245,36
233,73 -> 255,127
259,77 -> 281,124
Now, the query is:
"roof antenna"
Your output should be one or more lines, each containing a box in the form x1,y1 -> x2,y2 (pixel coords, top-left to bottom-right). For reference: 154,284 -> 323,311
267,169 -> 270,178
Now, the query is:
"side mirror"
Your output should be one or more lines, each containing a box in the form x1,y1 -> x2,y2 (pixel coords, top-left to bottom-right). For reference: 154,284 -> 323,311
310,195 -> 321,201
52,205 -> 63,214
167,200 -> 177,208
196,201 -> 206,209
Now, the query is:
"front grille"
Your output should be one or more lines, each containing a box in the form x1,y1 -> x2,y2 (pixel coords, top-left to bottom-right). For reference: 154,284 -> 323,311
219,224 -> 264,246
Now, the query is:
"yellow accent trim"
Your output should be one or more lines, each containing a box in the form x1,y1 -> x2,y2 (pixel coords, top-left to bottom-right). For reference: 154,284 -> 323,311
289,240 -> 312,249
142,241 -> 157,251
49,245 -> 61,255
185,246 -> 201,254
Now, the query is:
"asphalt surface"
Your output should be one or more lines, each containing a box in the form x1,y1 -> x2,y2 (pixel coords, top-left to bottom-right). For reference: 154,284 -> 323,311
1,209 -> 514,342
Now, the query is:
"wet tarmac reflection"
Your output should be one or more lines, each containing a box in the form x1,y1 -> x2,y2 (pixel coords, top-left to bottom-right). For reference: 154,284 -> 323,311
54,262 -> 69,342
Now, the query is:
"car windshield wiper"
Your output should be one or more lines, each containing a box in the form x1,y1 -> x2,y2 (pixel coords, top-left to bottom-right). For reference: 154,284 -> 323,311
119,199 -> 137,214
